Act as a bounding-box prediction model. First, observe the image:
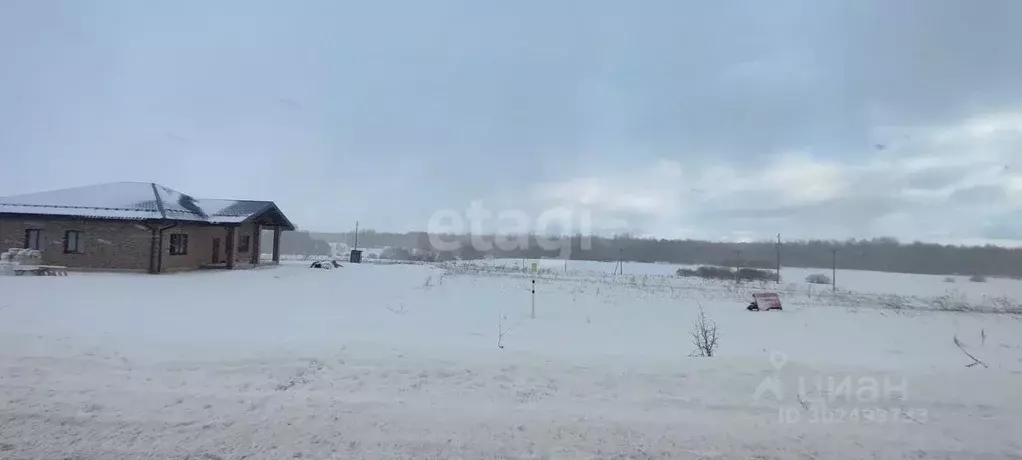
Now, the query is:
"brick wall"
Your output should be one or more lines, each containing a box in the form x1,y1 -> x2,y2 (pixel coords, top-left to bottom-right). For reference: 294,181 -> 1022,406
0,217 -> 264,273
0,217 -> 154,271
160,222 -> 262,271
160,223 -> 225,272
233,222 -> 260,265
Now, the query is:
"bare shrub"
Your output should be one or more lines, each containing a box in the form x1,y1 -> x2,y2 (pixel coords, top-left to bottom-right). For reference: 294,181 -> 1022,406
987,295 -> 1022,314
677,266 -> 731,279
880,294 -> 911,311
497,313 -> 513,349
943,276 -> 956,283
738,268 -> 774,282
969,274 -> 987,283
931,292 -> 969,311
689,305 -> 720,358
805,273 -> 831,285
676,266 -> 773,282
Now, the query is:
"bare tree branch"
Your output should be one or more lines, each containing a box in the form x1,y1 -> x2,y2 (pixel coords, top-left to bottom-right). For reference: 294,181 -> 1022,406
796,393 -> 810,411
953,335 -> 988,368
689,305 -> 720,358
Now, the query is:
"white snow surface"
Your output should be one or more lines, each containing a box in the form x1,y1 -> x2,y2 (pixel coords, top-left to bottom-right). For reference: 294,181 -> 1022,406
1,261 -> 1021,459
489,258 -> 1022,308
0,182 -> 160,209
0,182 -> 272,224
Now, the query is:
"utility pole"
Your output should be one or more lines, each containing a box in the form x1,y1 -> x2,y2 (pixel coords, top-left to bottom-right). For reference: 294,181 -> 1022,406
354,221 -> 359,250
775,234 -> 782,284
734,249 -> 742,284
831,248 -> 838,291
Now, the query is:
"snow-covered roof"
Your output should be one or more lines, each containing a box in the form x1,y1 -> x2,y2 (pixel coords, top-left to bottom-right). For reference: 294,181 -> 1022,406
0,182 -> 295,229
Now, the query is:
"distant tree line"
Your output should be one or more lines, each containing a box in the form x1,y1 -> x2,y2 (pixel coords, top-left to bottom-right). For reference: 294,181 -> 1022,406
306,230 -> 1022,278
262,230 -> 331,256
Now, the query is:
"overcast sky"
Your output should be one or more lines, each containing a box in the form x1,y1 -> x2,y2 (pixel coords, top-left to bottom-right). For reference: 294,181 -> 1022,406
1,0 -> 1020,245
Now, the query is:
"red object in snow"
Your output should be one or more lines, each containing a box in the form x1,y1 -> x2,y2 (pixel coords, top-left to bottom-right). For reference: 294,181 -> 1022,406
753,292 -> 783,311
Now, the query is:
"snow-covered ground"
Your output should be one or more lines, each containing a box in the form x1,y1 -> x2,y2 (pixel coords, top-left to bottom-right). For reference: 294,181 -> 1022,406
485,257 -> 1022,301
1,261 -> 1021,459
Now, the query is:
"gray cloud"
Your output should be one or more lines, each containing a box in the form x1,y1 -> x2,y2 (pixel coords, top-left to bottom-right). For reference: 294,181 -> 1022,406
904,167 -> 971,191
983,218 -> 1022,241
949,185 -> 1008,205
1,0 -> 1021,244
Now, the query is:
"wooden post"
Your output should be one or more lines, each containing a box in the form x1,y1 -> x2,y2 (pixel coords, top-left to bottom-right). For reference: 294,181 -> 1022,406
250,225 -> 261,265
272,227 -> 281,263
226,227 -> 236,269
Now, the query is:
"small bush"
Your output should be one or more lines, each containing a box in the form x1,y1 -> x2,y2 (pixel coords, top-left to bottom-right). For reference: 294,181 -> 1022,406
988,295 -> 1022,314
931,290 -> 970,311
676,265 -> 773,282
721,259 -> 774,270
805,273 -> 831,285
969,274 -> 987,283
738,268 -> 774,282
380,246 -> 439,262
698,266 -> 733,279
943,276 -> 956,283
689,306 -> 720,358
677,266 -> 730,280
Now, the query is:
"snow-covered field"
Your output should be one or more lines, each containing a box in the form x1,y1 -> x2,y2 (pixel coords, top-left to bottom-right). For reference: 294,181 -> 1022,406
1,260 -> 1021,459
486,257 -> 1022,303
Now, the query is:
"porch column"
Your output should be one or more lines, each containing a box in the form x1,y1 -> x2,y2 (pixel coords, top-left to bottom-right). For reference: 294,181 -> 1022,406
272,226 -> 281,263
250,225 -> 261,265
226,227 -> 236,269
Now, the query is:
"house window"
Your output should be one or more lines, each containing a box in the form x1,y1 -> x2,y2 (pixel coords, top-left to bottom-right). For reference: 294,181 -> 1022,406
169,234 -> 189,255
64,230 -> 82,253
24,229 -> 41,250
238,235 -> 251,253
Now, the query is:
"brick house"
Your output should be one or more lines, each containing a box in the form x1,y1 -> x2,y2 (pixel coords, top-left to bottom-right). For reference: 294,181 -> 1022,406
0,182 -> 295,273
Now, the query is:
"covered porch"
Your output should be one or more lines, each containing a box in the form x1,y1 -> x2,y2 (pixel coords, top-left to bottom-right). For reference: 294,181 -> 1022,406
202,204 -> 294,270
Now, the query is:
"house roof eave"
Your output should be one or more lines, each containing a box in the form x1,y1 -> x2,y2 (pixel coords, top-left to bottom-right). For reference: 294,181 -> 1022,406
237,202 -> 297,231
